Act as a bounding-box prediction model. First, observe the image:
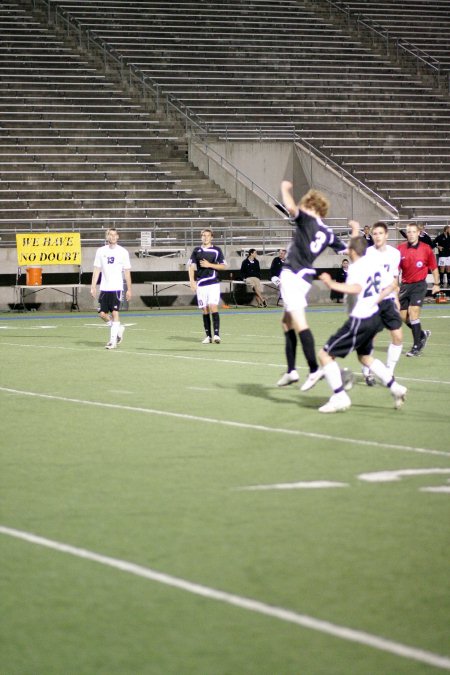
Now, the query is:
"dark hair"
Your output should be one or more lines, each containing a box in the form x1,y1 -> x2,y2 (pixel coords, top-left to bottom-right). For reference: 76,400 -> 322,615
372,221 -> 388,233
348,236 -> 368,257
248,248 -> 257,256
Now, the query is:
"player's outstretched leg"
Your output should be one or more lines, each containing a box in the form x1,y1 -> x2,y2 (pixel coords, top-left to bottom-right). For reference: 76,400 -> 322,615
318,360 -> 351,413
368,358 -> 407,409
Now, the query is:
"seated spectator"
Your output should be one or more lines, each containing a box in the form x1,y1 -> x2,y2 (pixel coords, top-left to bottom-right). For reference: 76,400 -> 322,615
330,258 -> 349,303
240,249 -> 267,307
269,248 -> 287,286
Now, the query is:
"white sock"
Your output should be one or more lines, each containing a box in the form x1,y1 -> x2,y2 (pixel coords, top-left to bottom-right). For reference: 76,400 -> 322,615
323,360 -> 343,393
362,365 -> 371,377
110,321 -> 120,343
369,358 -> 393,387
386,343 -> 402,373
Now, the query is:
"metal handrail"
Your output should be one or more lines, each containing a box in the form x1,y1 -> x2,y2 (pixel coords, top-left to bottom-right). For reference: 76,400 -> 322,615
31,0 -> 405,214
295,138 -> 398,216
320,0 -> 448,91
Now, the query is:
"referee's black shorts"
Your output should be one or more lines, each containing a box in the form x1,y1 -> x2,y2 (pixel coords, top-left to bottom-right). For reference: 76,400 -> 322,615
324,313 -> 383,359
399,280 -> 427,310
378,298 -> 402,330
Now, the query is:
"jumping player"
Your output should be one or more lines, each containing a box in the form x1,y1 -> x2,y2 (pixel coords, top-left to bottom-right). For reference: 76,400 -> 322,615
276,182 -> 352,391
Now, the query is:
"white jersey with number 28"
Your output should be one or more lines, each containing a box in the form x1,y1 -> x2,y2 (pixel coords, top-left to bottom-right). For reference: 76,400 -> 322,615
347,254 -> 383,319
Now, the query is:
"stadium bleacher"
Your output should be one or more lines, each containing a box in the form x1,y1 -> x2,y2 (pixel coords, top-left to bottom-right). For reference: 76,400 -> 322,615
0,1 -> 256,236
23,0 -> 450,221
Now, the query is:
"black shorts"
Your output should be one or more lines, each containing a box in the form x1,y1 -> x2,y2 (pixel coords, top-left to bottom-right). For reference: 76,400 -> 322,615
98,290 -> 122,314
399,280 -> 427,310
324,313 -> 383,359
378,298 -> 402,330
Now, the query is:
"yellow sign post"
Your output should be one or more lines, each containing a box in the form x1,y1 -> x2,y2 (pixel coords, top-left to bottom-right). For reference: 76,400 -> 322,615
16,232 -> 82,266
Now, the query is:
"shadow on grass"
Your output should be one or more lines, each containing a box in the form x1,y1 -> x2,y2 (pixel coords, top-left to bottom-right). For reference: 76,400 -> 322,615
234,382 -> 325,408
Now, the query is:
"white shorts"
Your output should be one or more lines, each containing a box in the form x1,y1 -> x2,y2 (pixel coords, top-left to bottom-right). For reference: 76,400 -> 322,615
280,268 -> 312,312
197,282 -> 221,309
438,256 -> 450,267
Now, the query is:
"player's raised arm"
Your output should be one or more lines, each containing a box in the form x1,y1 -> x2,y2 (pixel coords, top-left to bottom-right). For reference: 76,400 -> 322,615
280,181 -> 299,218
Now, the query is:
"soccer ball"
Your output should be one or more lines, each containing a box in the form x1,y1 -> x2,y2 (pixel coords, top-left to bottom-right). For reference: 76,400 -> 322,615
341,368 -> 355,391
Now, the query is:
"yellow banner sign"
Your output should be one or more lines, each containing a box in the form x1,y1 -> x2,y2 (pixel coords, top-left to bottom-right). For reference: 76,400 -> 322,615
16,232 -> 82,266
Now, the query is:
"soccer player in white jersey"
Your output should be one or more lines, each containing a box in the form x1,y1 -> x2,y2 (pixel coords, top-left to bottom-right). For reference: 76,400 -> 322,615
361,221 -> 403,383
317,236 -> 407,413
90,228 -> 132,349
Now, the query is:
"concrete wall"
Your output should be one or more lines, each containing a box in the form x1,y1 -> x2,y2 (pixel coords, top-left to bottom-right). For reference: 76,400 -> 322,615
190,138 -> 397,224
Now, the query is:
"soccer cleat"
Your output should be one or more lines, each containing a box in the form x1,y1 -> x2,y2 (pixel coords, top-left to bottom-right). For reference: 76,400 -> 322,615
300,368 -> 324,392
202,336 -> 212,344
419,329 -> 431,351
364,374 -> 376,386
105,341 -> 116,350
318,391 -> 352,414
276,370 -> 299,387
212,335 -> 221,344
406,345 -> 420,357
341,368 -> 355,392
116,325 -> 125,345
390,381 -> 407,409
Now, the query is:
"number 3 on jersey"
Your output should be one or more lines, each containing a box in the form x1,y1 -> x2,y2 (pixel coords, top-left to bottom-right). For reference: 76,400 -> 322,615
363,271 -> 381,297
310,231 -> 327,253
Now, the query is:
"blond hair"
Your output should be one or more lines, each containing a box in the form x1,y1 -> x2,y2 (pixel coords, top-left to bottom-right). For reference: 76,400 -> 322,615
299,189 -> 330,218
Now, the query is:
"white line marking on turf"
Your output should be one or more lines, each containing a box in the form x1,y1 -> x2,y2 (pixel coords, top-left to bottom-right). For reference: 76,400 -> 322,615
108,390 -> 135,395
421,485 -> 450,493
0,386 -> 449,458
358,468 -> 450,483
1,526 -> 449,671
0,325 -> 57,330
237,481 -> 349,490
1,341 -> 450,386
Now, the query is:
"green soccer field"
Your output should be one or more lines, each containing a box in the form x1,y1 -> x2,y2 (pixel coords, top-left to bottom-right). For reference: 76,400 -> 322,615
1,305 -> 449,674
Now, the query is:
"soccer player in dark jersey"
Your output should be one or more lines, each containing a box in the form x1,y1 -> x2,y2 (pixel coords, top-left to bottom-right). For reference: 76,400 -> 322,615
398,223 -> 440,357
432,225 -> 450,287
276,182 -> 351,391
188,229 -> 227,344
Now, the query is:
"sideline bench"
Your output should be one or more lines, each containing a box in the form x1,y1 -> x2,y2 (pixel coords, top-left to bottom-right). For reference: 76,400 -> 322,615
14,283 -> 82,311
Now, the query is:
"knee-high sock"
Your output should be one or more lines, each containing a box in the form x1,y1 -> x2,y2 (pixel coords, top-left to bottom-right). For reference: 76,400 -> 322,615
369,358 -> 394,387
409,319 -> 422,347
202,313 -> 211,337
285,329 -> 297,372
211,312 -> 220,336
299,328 -> 319,373
386,343 -> 402,373
323,360 -> 344,394
110,321 -> 120,343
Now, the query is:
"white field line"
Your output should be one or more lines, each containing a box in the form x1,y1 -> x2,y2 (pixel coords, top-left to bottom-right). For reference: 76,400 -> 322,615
1,526 -> 449,671
0,341 -> 450,386
1,386 -> 449,458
